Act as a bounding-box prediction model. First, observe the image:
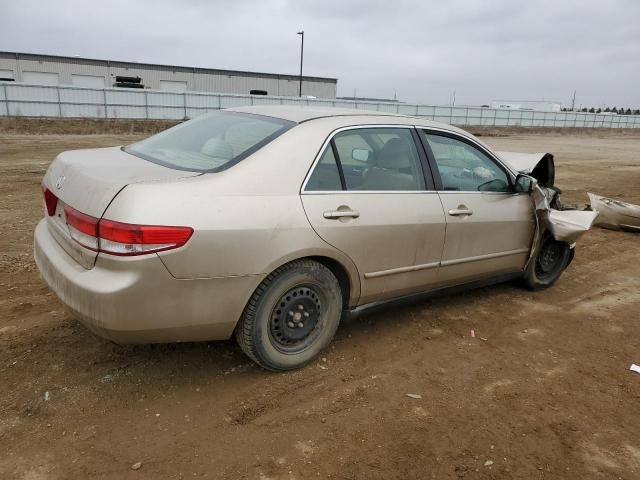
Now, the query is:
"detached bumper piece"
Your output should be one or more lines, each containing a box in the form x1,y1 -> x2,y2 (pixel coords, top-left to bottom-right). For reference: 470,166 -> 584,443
587,193 -> 640,233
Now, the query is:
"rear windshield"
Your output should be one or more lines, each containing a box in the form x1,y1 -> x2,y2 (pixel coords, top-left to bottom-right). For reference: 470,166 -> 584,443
125,111 -> 294,172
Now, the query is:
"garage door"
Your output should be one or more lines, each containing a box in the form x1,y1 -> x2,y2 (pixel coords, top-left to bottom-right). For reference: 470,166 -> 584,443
159,80 -> 187,92
72,74 -> 105,88
23,71 -> 59,85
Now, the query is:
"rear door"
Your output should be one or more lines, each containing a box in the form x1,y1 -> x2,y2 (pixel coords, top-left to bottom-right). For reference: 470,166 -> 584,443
301,126 -> 446,305
418,130 -> 535,285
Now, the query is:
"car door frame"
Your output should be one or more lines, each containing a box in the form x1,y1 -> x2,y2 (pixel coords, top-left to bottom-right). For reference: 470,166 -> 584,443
299,124 -> 447,305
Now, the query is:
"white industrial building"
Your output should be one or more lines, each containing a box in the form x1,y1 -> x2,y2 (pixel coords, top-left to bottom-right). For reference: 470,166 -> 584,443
0,51 -> 337,98
491,100 -> 562,112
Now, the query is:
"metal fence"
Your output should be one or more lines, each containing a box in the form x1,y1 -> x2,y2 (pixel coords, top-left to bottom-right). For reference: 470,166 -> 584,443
2,82 -> 639,128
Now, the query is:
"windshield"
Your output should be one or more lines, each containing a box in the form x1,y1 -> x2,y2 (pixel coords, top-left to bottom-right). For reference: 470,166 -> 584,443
125,111 -> 294,172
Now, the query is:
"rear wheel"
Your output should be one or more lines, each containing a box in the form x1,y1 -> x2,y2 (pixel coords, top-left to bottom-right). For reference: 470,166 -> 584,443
523,234 -> 572,290
235,260 -> 342,371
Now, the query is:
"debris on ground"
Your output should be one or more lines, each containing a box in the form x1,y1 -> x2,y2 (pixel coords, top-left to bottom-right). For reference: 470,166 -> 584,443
471,329 -> 487,341
406,394 -> 422,399
131,462 -> 143,470
630,364 -> 640,374
588,193 -> 640,232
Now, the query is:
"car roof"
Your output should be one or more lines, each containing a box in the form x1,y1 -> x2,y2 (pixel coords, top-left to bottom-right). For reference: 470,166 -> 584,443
225,106 -> 498,160
226,105 -> 457,130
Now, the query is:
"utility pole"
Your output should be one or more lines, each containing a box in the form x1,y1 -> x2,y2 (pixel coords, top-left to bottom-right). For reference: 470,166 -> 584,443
297,30 -> 304,97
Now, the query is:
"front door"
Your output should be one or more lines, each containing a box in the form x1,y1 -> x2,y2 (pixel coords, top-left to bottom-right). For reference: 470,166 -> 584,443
301,126 -> 446,304
419,130 -> 535,285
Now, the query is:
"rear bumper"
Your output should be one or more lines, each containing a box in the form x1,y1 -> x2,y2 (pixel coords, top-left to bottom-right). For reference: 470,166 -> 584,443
34,219 -> 263,343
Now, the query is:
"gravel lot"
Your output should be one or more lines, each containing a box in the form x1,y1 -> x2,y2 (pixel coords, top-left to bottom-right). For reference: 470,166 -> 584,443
1,129 -> 639,479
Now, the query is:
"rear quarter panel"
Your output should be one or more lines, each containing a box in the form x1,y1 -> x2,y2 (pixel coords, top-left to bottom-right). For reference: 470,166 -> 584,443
102,121 -> 362,305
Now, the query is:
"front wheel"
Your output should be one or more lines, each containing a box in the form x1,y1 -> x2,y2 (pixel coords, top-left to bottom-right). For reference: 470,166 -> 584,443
522,234 -> 572,290
235,260 -> 342,371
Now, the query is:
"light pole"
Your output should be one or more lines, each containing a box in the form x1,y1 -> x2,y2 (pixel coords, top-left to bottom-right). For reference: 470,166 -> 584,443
297,30 -> 304,97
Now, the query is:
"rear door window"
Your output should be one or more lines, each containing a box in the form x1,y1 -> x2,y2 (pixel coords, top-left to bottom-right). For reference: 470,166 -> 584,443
305,128 -> 426,191
305,145 -> 343,191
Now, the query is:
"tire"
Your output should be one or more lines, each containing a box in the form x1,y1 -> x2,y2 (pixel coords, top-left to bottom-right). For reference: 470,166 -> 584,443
235,260 -> 342,371
522,233 -> 572,291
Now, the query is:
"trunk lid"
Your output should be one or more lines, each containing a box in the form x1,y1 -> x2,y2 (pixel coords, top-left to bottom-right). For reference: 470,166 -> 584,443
42,146 -> 199,268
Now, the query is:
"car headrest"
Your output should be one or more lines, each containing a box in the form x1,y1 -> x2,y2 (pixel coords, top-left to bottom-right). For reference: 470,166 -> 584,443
377,138 -> 413,169
202,138 -> 234,159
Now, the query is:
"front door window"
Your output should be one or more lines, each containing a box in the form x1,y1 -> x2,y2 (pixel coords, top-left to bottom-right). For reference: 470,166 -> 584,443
423,134 -> 510,192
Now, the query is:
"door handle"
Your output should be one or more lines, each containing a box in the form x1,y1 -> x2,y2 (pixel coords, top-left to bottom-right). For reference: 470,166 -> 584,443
323,209 -> 360,219
448,207 -> 473,216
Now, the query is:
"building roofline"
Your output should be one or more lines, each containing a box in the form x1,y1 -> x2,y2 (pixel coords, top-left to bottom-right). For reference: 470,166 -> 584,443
0,51 -> 338,83
492,99 -> 562,104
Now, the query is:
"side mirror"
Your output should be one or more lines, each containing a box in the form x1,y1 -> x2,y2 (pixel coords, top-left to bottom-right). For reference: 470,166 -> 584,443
352,148 -> 371,162
514,174 -> 538,193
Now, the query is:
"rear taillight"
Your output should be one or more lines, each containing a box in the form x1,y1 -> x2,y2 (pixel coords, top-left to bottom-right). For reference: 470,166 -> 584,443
63,205 -> 193,256
64,205 -> 99,251
42,185 -> 58,216
98,219 -> 193,256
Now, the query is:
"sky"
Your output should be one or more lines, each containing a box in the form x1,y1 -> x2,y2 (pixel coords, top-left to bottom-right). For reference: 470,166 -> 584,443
0,0 -> 638,107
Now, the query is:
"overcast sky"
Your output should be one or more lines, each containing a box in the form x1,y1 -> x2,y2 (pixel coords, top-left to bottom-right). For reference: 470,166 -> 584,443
1,0 -> 638,107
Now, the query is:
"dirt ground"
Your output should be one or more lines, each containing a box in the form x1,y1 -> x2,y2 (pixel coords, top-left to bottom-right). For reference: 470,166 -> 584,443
1,129 -> 639,480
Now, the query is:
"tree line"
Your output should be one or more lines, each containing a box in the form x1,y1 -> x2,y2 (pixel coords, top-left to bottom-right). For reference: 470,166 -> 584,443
561,107 -> 640,115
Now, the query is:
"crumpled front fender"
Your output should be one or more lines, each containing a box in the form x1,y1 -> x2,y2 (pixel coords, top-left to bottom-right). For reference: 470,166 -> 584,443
532,185 -> 599,244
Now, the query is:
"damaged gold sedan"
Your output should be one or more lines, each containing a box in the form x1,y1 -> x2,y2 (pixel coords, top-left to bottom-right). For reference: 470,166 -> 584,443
35,106 -> 600,370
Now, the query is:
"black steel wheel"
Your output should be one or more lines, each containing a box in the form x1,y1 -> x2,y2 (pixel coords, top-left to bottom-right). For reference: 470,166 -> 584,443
523,233 -> 572,291
534,239 -> 565,282
235,260 -> 342,371
269,285 -> 323,353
